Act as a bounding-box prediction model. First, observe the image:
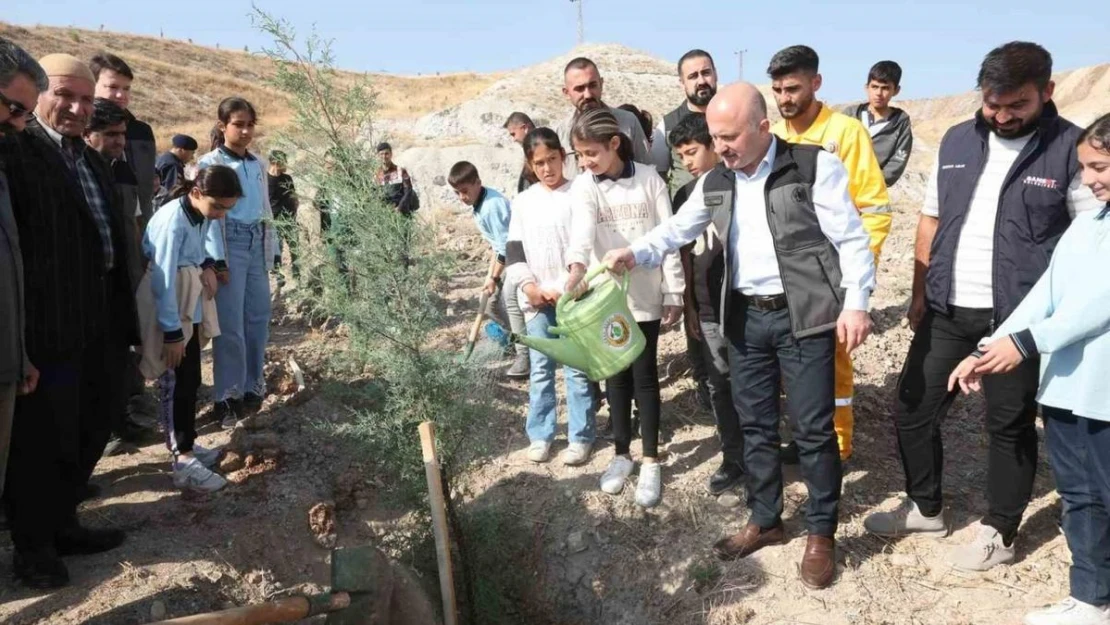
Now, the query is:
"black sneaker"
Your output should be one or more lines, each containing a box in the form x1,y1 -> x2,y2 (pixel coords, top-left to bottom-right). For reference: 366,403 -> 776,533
14,548 -> 69,589
56,526 -> 126,556
707,461 -> 745,495
242,393 -> 264,414
214,399 -> 242,430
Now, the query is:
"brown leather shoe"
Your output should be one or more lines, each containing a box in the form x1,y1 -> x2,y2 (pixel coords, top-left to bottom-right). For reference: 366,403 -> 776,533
713,522 -> 786,561
799,535 -> 836,589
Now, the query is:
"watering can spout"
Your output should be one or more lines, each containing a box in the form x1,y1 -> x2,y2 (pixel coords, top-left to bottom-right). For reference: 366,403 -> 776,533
513,332 -> 593,373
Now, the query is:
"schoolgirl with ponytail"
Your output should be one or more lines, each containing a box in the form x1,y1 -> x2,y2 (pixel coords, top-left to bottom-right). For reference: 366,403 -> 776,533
564,107 -> 685,508
196,97 -> 278,428
139,165 -> 243,492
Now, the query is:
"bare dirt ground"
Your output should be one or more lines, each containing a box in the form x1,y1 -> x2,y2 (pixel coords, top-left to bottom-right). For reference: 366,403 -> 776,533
0,188 -> 1074,625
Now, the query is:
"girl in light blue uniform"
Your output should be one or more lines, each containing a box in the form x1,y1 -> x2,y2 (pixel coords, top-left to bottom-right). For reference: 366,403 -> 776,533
950,113 -> 1110,625
141,165 -> 242,492
197,97 -> 277,427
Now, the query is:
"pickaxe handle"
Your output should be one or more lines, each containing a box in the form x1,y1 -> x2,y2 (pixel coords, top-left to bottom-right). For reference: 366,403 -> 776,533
149,592 -> 350,625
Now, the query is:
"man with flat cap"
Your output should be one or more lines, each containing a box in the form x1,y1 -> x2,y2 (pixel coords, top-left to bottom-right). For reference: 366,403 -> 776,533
155,133 -> 197,199
3,53 -> 140,588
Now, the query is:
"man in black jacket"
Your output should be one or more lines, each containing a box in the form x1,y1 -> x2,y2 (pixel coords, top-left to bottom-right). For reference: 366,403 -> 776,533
0,38 -> 46,504
4,53 -> 141,589
91,53 -> 156,231
864,42 -> 1101,571
659,49 -> 719,191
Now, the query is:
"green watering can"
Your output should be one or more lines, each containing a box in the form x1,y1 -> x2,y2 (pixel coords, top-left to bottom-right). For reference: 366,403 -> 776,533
513,264 -> 646,382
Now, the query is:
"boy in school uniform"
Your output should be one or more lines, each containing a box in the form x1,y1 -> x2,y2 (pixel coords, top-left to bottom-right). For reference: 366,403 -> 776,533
669,113 -> 745,496
448,161 -> 529,379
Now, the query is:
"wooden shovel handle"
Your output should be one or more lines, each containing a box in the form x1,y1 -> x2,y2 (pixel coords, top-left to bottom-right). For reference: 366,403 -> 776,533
466,252 -> 498,345
149,592 -> 349,625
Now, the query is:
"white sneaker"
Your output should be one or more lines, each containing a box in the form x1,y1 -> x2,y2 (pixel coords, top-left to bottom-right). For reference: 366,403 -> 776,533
634,462 -> 662,508
173,457 -> 228,493
600,455 -> 635,495
949,521 -> 1015,571
863,498 -> 949,537
192,444 -> 222,469
526,441 -> 552,463
1024,598 -> 1110,625
560,442 -> 593,466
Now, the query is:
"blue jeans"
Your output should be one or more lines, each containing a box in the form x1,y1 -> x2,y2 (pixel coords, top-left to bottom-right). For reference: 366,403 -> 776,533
213,220 -> 271,402
1043,406 -> 1110,606
524,307 -> 595,445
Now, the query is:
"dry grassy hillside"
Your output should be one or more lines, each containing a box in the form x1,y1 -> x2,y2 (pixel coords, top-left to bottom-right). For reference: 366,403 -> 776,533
0,22 -> 499,149
4,22 -> 1106,204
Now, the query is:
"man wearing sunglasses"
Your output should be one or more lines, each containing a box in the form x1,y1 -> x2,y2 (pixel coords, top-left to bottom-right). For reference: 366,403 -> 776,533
3,52 -> 141,589
0,38 -> 46,525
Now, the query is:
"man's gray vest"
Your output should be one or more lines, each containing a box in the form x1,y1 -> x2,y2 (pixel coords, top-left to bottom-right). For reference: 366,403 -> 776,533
701,143 -> 845,339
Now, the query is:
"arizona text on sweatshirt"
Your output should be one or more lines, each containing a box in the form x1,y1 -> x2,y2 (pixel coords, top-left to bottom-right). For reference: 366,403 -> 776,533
566,161 -> 685,322
505,181 -> 574,318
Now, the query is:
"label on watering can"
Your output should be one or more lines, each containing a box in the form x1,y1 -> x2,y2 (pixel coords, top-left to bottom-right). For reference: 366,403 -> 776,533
601,313 -> 633,350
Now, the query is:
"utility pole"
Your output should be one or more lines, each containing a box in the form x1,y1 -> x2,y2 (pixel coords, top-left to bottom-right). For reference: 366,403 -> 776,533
570,0 -> 584,45
734,49 -> 748,81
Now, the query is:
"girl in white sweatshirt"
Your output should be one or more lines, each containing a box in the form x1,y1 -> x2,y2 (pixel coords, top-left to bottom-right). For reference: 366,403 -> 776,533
505,128 -> 597,467
564,107 -> 685,508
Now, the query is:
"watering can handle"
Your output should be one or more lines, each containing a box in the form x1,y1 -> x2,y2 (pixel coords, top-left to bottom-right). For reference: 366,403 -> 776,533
558,264 -> 630,315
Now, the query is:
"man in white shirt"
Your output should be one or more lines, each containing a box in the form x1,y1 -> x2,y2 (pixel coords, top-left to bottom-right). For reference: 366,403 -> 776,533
595,82 -> 875,590
864,41 -> 1101,574
555,57 -> 650,180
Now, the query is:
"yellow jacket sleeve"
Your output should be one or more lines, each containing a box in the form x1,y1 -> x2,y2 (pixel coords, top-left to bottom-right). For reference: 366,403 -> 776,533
840,125 -> 893,262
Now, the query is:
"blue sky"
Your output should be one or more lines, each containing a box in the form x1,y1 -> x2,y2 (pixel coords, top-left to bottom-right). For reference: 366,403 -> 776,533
6,0 -> 1108,103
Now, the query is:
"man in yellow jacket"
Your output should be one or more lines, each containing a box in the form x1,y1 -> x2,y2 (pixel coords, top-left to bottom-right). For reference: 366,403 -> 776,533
768,45 -> 892,461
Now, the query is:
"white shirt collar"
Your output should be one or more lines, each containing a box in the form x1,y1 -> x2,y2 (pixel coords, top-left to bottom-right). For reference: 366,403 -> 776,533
734,136 -> 778,182
41,122 -> 66,147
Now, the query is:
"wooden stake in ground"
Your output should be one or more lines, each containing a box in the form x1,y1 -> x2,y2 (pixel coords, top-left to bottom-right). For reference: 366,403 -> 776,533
419,422 -> 459,625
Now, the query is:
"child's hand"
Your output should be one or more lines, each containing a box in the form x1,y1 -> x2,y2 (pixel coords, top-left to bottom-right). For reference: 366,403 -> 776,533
540,288 -> 562,306
163,341 -> 186,369
602,248 -> 637,274
948,355 -> 984,395
201,267 -> 219,300
565,263 -> 588,299
973,337 -> 1025,375
661,305 -> 683,328
522,283 -> 547,308
684,305 -> 702,341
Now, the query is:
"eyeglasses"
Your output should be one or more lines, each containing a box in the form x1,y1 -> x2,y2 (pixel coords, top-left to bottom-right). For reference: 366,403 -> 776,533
0,91 -> 30,119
